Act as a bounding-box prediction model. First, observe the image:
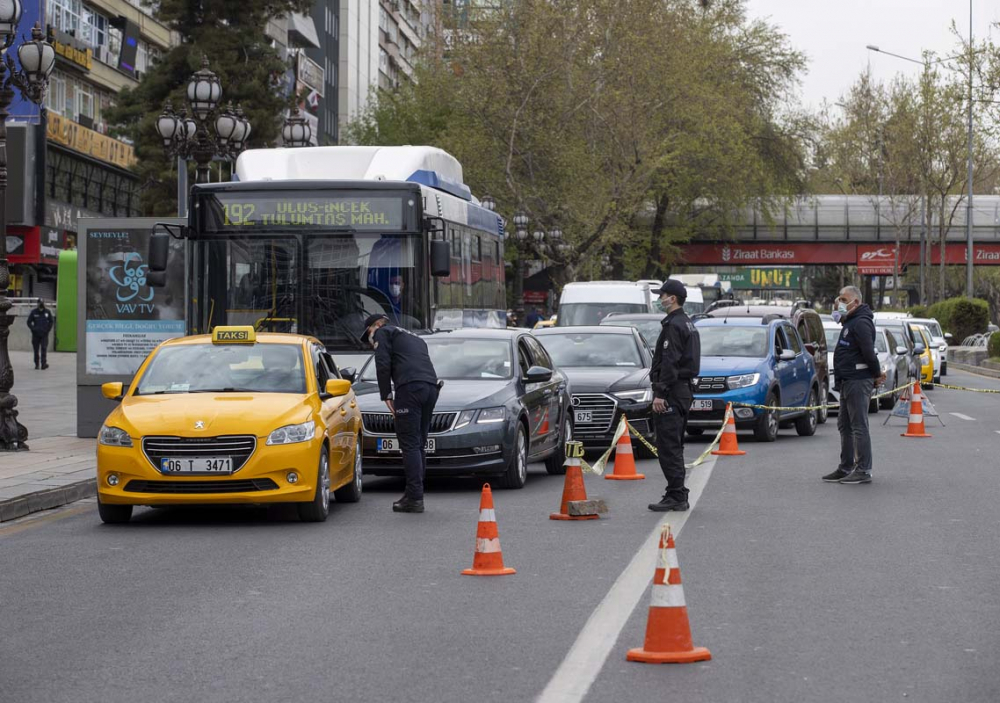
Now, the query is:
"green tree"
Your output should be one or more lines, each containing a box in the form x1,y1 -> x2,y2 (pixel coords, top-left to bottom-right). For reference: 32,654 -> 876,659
347,0 -> 808,281
106,0 -> 310,215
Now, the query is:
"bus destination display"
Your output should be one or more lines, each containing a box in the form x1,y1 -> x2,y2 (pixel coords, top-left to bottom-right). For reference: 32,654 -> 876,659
201,192 -> 407,231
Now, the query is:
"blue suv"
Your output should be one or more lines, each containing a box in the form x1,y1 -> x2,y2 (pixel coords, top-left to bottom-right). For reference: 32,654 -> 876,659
688,316 -> 820,442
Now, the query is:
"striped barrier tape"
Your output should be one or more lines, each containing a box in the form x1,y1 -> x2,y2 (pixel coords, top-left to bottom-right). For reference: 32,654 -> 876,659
934,382 -> 1000,394
686,404 -> 733,468
580,415 -> 629,476
731,381 -> 915,412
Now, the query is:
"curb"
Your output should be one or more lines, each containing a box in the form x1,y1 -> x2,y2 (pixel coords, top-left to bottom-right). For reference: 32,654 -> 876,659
948,362 -> 1000,380
0,479 -> 96,523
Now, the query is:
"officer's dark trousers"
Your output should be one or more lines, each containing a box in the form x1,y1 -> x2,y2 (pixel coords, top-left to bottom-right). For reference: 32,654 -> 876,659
653,386 -> 692,501
395,381 -> 440,501
32,333 -> 48,367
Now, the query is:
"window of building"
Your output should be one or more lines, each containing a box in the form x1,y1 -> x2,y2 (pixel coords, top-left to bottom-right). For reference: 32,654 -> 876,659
46,74 -> 67,115
48,0 -> 82,35
379,47 -> 389,73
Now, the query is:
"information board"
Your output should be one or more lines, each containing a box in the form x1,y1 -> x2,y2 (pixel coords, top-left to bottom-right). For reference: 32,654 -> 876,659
199,191 -> 409,232
719,267 -> 801,290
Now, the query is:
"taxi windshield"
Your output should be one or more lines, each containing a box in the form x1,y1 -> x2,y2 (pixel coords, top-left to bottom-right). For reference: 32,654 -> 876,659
135,343 -> 307,395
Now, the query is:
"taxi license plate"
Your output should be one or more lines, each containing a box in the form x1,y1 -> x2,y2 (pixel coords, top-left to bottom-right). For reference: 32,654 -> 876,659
575,411 -> 592,424
377,438 -> 436,453
161,457 -> 233,473
691,400 -> 714,411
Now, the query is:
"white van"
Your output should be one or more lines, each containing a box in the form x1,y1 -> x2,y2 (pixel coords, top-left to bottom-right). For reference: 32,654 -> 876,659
556,281 -> 654,326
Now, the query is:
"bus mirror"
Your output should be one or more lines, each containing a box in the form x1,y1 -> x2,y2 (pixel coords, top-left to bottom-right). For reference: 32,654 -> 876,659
148,232 -> 170,273
430,240 -> 450,277
147,271 -> 168,288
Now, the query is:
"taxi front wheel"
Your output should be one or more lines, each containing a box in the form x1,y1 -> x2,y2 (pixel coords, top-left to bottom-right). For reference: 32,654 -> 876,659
298,446 -> 331,523
98,497 -> 133,524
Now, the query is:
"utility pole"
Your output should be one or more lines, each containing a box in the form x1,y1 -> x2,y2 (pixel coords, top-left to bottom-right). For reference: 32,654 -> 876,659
965,0 -> 975,297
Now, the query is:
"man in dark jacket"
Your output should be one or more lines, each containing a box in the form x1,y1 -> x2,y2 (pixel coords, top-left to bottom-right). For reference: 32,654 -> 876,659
648,280 -> 700,512
824,286 -> 885,485
26,299 -> 54,370
365,313 -> 440,513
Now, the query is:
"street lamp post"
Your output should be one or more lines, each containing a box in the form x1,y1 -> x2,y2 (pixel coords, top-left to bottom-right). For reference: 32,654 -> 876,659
0,21 -> 56,452
155,57 -> 251,186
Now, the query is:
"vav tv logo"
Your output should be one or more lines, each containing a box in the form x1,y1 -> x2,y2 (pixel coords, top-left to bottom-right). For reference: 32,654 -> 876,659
109,252 -> 155,313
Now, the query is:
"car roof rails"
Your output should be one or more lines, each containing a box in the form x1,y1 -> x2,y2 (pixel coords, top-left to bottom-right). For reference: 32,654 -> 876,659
761,313 -> 784,325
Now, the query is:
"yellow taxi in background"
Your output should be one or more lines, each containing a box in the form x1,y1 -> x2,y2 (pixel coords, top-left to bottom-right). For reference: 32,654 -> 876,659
912,324 -> 935,389
96,327 -> 363,524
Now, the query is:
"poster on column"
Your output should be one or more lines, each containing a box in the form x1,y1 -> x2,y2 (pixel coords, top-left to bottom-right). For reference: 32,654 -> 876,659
82,222 -> 186,377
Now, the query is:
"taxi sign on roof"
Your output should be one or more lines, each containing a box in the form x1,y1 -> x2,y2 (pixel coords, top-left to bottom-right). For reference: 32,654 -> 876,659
212,326 -> 256,344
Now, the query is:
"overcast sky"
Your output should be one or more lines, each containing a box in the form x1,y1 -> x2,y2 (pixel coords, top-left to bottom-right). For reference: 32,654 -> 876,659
745,0 -> 1000,111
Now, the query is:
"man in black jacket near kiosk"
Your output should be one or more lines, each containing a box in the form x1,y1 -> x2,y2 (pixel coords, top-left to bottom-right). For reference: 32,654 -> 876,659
26,299 -> 53,370
365,313 -> 440,513
647,280 -> 700,512
824,286 -> 885,485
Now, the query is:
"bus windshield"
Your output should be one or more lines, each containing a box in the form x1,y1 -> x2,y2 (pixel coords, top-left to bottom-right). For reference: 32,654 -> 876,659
189,233 -> 425,351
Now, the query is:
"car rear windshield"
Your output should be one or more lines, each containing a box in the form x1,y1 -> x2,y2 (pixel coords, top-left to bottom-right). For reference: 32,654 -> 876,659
361,338 -> 513,380
557,303 -> 648,326
698,325 -> 768,358
538,333 -> 642,367
135,343 -> 306,394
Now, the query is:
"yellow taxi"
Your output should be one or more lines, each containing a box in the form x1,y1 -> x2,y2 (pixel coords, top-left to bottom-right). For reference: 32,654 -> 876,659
912,324 -> 935,388
96,327 -> 363,524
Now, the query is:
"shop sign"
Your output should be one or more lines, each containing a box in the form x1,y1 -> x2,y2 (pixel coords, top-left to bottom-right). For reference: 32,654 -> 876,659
857,245 -> 897,275
680,243 -> 857,265
719,267 -> 801,289
47,113 -> 136,168
297,55 -> 324,97
53,29 -> 92,71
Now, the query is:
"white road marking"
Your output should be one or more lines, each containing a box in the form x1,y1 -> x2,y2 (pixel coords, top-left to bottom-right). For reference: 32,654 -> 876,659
535,455 -> 718,703
950,413 -> 976,421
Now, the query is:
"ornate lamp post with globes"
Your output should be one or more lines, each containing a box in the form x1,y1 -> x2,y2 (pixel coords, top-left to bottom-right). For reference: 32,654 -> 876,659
155,56 -> 251,184
0,12 -> 56,452
281,107 -> 312,148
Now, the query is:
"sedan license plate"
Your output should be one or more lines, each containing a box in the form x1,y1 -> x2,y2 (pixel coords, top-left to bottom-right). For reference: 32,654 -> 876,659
377,438 -> 436,453
690,400 -> 714,411
160,456 -> 233,474
575,411 -> 593,424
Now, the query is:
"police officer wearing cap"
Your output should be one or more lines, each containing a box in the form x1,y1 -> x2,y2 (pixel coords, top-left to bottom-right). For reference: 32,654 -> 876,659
648,280 -> 701,512
364,313 -> 440,513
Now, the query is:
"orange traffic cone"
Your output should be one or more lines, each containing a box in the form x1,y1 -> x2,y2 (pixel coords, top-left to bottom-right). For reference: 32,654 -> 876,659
538,408 -> 550,436
902,382 -> 932,438
606,418 -> 645,480
462,484 -> 516,576
711,403 -> 746,456
627,524 -> 712,664
551,444 -> 600,521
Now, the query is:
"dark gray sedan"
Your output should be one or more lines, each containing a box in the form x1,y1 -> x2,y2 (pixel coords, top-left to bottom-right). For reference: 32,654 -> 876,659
533,326 -> 655,455
353,328 -> 573,489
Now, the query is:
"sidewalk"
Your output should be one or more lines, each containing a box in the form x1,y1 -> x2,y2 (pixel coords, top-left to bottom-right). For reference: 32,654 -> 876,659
0,351 -> 96,522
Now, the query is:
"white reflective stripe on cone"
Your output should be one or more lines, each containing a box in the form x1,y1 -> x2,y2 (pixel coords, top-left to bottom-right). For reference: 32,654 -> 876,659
657,548 -> 680,570
649,583 -> 687,608
723,423 -> 735,433
618,443 -> 633,454
476,538 -> 501,553
479,509 -> 496,522
909,414 -> 923,424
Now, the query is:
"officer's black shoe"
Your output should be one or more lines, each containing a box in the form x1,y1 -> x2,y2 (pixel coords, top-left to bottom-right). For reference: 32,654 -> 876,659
822,468 -> 851,482
839,471 -> 872,485
41,363 -> 49,370
392,497 -> 425,513
647,494 -> 689,512
34,364 -> 38,370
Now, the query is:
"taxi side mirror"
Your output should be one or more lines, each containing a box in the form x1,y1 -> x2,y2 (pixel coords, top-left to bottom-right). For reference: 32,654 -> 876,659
325,379 -> 352,397
101,382 -> 124,400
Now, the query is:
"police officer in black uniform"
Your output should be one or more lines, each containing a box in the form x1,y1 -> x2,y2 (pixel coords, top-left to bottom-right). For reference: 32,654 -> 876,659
364,313 -> 440,513
648,280 -> 700,512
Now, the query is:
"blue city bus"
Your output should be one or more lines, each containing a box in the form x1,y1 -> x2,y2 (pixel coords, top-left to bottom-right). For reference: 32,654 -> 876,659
148,146 -> 506,361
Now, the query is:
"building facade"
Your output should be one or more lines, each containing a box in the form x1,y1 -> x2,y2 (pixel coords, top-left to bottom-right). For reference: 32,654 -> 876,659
6,0 -> 175,299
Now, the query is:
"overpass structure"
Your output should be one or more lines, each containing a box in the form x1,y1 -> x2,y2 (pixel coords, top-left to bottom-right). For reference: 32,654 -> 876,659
677,195 -> 1000,273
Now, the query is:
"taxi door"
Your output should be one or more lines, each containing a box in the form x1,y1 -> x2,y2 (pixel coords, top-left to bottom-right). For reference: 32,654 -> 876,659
311,345 -> 357,483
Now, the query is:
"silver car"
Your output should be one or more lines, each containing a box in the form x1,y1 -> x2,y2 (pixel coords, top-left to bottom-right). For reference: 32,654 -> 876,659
824,323 -> 907,413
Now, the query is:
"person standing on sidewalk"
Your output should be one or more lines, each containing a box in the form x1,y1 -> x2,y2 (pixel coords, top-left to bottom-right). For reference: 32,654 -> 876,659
648,280 -> 700,512
26,299 -> 54,370
824,286 -> 885,485
365,313 -> 441,513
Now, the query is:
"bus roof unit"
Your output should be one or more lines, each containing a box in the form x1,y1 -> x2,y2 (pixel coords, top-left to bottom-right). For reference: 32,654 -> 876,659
234,146 -> 473,201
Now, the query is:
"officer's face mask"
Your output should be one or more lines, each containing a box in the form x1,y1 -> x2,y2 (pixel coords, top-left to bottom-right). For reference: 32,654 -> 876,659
389,284 -> 402,297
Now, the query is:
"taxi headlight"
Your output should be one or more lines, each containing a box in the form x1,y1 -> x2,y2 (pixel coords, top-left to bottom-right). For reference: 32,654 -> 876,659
613,388 -> 652,403
266,420 -> 316,445
454,410 -> 476,430
99,425 -> 132,447
726,373 -> 760,390
476,407 -> 506,424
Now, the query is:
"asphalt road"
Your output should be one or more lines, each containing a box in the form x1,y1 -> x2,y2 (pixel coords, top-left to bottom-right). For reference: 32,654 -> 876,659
1,368 -> 998,703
